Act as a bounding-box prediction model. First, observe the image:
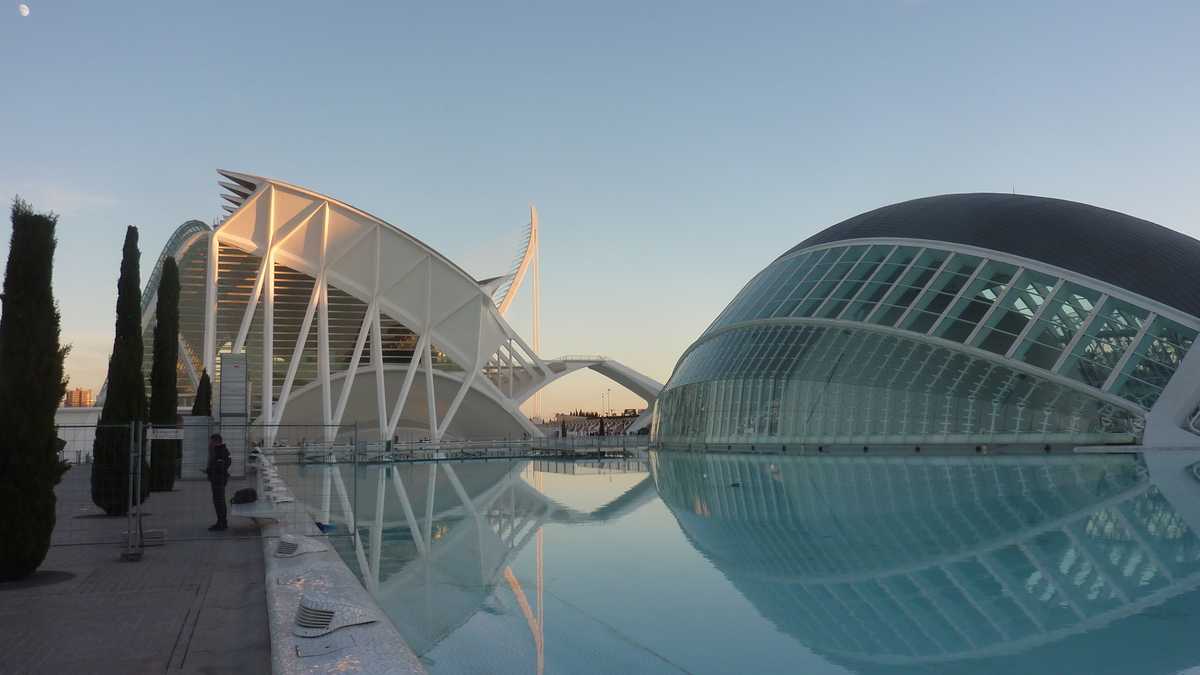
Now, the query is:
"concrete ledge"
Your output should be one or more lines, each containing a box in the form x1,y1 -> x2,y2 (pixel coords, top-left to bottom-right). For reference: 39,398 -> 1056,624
249,459 -> 424,674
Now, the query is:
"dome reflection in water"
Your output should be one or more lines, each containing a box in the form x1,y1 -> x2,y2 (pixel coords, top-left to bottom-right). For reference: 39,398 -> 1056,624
327,450 -> 1200,674
653,450 -> 1200,674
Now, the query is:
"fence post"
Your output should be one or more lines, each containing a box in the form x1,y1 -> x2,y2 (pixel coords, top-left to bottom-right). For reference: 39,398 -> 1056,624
122,421 -> 142,562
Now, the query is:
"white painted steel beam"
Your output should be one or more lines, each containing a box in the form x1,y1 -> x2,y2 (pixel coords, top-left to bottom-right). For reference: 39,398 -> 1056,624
387,331 -> 431,438
390,468 -> 428,556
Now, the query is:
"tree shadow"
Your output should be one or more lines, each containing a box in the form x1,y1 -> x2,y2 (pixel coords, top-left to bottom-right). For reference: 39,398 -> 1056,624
0,570 -> 75,590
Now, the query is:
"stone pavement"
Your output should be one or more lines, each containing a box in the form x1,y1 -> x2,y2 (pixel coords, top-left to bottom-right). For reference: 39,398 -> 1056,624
0,466 -> 270,673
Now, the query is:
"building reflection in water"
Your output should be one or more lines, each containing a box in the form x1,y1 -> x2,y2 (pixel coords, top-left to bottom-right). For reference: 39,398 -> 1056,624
324,458 -> 656,670
327,450 -> 1200,673
652,450 -> 1200,672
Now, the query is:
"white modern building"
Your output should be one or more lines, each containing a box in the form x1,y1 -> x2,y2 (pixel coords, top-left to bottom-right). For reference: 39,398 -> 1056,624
134,171 -> 661,442
653,193 -> 1200,452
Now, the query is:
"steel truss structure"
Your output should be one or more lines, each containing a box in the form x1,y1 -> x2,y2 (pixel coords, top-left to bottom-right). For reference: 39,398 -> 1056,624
129,171 -> 662,443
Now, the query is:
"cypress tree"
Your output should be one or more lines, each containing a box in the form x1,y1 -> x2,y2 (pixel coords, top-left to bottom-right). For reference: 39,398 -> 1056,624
148,257 -> 179,491
0,199 -> 70,580
192,370 -> 212,417
91,226 -> 150,515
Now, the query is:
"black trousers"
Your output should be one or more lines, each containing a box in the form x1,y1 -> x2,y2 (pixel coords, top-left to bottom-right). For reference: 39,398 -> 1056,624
210,480 -> 227,525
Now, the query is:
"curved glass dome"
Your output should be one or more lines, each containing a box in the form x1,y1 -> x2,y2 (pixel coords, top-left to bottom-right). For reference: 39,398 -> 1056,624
653,195 -> 1200,449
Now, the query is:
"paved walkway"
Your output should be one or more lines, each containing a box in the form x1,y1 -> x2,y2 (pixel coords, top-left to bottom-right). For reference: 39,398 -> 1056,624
0,466 -> 270,673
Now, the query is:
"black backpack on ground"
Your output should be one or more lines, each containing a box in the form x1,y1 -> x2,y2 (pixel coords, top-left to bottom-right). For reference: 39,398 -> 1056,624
231,488 -> 257,504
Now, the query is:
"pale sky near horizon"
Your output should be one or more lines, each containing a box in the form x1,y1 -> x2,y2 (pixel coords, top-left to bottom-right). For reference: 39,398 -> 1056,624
2,1 -> 1199,415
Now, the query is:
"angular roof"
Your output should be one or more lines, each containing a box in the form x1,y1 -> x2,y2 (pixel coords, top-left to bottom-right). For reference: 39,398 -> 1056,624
783,193 -> 1200,319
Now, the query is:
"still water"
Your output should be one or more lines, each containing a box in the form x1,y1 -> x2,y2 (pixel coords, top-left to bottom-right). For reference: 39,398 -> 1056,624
327,450 -> 1200,674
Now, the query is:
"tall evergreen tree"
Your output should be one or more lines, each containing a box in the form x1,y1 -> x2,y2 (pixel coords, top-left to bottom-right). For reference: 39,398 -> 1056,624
148,257 -> 179,491
91,226 -> 149,515
0,199 -> 70,580
191,369 -> 212,417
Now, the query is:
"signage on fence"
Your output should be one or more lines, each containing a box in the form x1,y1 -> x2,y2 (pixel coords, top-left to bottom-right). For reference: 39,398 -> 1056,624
147,427 -> 184,440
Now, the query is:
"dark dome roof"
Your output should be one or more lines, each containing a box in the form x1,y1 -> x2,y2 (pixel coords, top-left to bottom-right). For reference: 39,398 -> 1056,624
783,193 -> 1200,319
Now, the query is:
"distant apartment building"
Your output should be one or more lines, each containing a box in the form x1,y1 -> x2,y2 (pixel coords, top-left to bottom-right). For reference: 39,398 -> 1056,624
63,387 -> 95,408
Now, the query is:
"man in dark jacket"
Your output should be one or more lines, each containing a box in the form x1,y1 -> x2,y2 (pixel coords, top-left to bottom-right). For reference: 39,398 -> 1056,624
205,433 -> 232,531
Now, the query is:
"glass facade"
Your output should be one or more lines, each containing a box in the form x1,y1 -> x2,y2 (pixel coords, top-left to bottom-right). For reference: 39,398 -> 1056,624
659,242 -> 1199,447
654,324 -> 1141,446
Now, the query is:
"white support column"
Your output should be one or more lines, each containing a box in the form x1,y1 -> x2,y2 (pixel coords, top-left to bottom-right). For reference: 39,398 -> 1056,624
387,331 -> 431,437
442,463 -> 478,517
331,462 -> 372,589
436,302 -> 485,440
422,263 -> 439,440
317,204 -> 333,440
203,231 -> 220,375
262,186 -> 276,441
390,468 -> 428,556
372,307 -> 388,440
423,464 -> 437,546
332,298 -> 378,427
423,341 -> 439,441
233,257 -> 268,354
371,228 -> 388,441
437,369 -> 479,441
369,467 -> 386,589
272,275 -> 322,425
502,341 -> 513,397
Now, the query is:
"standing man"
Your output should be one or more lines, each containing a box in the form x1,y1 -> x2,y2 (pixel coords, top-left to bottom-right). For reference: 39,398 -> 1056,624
205,433 -> 231,531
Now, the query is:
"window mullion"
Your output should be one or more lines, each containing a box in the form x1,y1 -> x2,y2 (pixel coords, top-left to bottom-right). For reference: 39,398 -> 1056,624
895,253 -> 955,329
1102,312 -> 1156,392
786,247 -> 852,317
863,248 -> 925,324
963,266 -> 1026,345
1052,294 -> 1109,373
834,245 -> 899,320
1004,278 -> 1064,359
928,259 -> 990,336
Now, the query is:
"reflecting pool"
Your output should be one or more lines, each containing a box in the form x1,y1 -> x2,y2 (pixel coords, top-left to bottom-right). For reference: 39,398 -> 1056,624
328,450 -> 1200,674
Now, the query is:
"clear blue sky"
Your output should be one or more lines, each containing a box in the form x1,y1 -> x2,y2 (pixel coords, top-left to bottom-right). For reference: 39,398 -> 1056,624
2,1 -> 1199,414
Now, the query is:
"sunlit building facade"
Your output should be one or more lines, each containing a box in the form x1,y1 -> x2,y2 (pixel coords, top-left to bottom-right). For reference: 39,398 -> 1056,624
62,387 -> 94,408
129,171 -> 661,442
653,194 -> 1200,450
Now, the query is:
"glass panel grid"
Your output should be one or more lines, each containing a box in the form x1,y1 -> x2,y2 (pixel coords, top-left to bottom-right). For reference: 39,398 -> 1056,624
1061,299 -> 1148,390
1109,316 -> 1198,408
687,242 -> 1194,415
656,324 -> 1142,446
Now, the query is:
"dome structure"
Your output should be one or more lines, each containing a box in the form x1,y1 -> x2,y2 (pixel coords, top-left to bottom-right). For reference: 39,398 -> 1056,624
652,194 -> 1200,450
